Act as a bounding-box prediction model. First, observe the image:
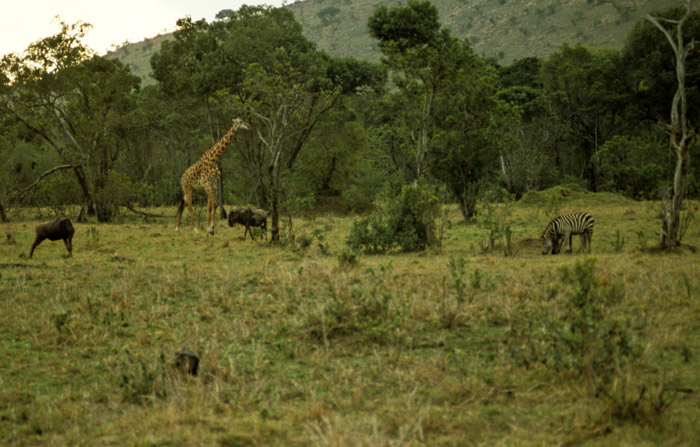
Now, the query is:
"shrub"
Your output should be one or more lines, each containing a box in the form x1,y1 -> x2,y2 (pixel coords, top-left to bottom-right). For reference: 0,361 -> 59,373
477,186 -> 516,255
346,183 -> 442,253
346,213 -> 395,254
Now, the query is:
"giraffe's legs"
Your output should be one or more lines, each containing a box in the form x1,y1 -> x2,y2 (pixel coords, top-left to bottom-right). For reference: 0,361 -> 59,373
187,197 -> 199,233
176,187 -> 198,234
205,186 -> 218,235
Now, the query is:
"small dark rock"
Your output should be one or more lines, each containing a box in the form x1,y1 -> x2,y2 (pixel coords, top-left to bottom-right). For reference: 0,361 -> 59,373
174,347 -> 199,376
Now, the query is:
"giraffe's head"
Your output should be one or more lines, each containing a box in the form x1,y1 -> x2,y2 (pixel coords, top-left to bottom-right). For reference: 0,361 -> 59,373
233,117 -> 252,132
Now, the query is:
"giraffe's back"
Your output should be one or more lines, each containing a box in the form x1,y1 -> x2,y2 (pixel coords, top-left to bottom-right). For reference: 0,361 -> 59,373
183,162 -> 220,191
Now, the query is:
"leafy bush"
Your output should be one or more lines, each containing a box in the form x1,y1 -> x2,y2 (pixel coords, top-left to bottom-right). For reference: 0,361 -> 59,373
477,186 -> 516,255
341,151 -> 394,212
346,213 -> 395,254
317,6 -> 342,26
438,256 -> 485,328
346,183 -> 442,253
33,174 -> 82,214
302,264 -> 406,346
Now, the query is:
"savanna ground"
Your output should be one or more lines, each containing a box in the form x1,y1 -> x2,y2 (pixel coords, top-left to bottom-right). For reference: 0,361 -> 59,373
1,189 -> 699,446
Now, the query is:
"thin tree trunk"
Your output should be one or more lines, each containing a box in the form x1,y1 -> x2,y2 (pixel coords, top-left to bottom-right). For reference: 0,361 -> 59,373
73,166 -> 94,215
661,136 -> 690,247
268,151 -> 282,242
646,1 -> 696,248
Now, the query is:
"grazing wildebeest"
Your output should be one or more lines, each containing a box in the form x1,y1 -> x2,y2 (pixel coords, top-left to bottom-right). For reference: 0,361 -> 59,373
29,217 -> 74,258
228,207 -> 267,241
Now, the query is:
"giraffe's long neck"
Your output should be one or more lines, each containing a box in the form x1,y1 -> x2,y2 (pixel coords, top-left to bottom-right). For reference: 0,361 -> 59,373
203,127 -> 238,164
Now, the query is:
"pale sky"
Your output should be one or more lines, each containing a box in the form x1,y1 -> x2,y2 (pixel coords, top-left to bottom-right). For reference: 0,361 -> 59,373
1,0 -> 287,58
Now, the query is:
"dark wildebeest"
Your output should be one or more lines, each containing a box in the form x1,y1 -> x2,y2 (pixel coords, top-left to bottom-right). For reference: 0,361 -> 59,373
227,207 -> 267,241
29,217 -> 75,258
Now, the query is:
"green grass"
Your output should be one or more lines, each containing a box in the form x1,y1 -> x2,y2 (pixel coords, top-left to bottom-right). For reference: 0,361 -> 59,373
1,196 -> 699,446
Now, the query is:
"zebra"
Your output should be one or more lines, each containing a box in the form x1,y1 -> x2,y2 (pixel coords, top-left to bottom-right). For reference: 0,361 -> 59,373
541,212 -> 594,255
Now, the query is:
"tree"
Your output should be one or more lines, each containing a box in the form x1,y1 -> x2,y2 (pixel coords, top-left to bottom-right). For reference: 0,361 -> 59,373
0,22 -> 140,221
645,1 -> 698,248
159,6 -> 383,240
540,45 -> 633,191
430,64 -> 514,219
240,58 -> 341,241
623,5 -> 700,125
151,6 -> 324,219
368,0 -> 446,180
368,0 -> 509,218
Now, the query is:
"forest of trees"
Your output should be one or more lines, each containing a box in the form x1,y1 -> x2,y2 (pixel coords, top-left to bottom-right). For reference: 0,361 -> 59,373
0,2 -> 698,242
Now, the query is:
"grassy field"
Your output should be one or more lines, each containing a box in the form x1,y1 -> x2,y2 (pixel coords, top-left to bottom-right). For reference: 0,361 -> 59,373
1,192 -> 699,446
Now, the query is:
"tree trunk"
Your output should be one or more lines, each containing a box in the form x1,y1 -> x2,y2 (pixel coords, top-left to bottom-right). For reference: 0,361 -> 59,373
415,86 -> 435,180
646,2 -> 696,248
73,166 -> 95,216
660,128 -> 690,248
268,151 -> 282,242
457,182 -> 478,220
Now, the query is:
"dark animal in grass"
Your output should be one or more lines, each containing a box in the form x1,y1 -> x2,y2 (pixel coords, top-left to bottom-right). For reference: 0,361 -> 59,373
227,207 -> 267,241
29,217 -> 74,258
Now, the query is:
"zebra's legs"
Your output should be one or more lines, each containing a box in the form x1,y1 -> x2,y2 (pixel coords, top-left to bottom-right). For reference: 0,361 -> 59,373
578,231 -> 592,253
562,230 -> 573,253
586,231 -> 592,253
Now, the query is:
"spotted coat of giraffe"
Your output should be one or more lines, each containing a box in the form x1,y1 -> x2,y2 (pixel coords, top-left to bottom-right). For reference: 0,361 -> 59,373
176,117 -> 252,234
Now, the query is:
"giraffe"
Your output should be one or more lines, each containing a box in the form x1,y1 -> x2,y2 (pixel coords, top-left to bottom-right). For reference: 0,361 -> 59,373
176,117 -> 252,235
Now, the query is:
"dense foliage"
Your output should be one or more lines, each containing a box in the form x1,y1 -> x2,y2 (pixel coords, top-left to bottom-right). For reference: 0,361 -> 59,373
1,2 -> 698,227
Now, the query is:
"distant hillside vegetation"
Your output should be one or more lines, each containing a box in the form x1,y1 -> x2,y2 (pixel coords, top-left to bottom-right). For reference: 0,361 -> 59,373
108,0 -> 678,84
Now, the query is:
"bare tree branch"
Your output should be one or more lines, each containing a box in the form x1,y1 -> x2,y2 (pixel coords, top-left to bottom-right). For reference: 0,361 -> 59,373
11,164 -> 75,200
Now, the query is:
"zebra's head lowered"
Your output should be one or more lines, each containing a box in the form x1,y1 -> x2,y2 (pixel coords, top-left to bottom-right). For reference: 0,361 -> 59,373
541,222 -> 556,255
541,218 -> 562,255
541,235 -> 562,255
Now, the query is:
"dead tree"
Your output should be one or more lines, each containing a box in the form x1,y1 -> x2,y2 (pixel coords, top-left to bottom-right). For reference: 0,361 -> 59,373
646,0 -> 697,248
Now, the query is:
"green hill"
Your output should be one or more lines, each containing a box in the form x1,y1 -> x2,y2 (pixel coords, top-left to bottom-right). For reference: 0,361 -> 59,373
108,0 -> 678,85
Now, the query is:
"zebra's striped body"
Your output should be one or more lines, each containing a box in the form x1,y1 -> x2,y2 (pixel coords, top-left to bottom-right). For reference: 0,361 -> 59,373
541,212 -> 594,255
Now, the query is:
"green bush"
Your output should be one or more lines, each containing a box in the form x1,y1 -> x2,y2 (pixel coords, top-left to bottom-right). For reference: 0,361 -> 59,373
477,186 -> 515,255
346,183 -> 442,253
33,174 -> 82,214
346,213 -> 395,254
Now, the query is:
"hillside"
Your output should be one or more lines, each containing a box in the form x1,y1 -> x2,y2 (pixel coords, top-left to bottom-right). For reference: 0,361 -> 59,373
289,0 -> 677,61
108,0 -> 679,85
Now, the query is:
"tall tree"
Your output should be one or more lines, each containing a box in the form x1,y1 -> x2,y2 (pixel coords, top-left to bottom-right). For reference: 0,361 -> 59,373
154,6 -> 380,239
368,0 -> 446,180
0,22 -> 140,221
238,57 -> 342,241
645,0 -> 698,248
540,45 -> 632,191
369,0 -> 508,218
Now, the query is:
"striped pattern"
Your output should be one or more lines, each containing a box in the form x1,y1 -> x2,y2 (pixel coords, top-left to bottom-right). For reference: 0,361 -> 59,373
541,212 -> 594,255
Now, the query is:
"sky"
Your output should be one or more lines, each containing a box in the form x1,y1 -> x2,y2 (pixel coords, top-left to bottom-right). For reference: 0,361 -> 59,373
0,0 -> 286,58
